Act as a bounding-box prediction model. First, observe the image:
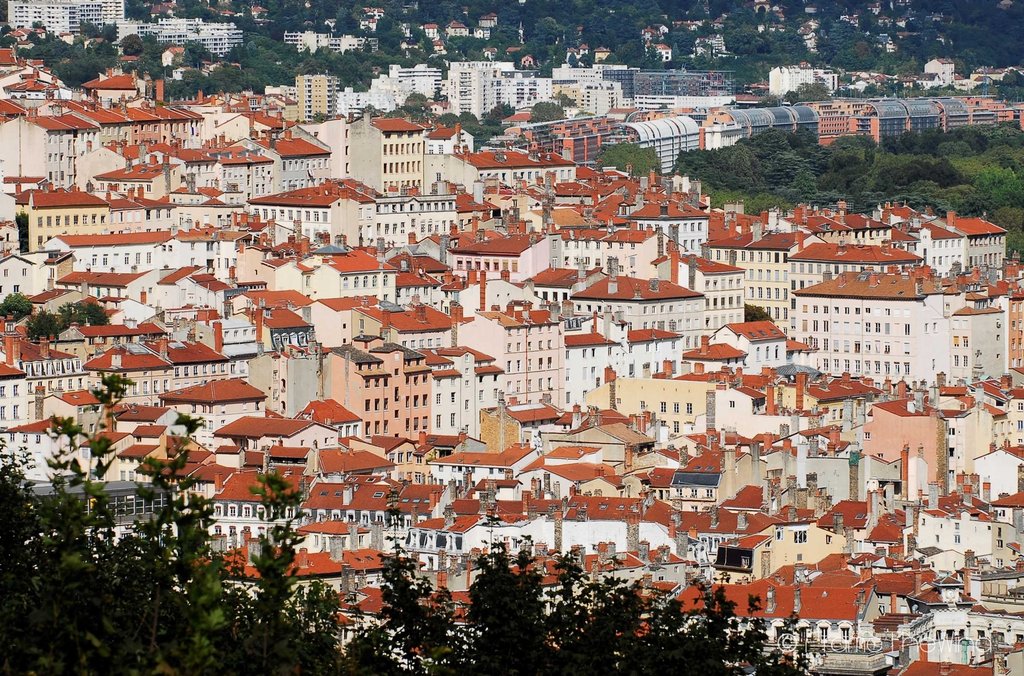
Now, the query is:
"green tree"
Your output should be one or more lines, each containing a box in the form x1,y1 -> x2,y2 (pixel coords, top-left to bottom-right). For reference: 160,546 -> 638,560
25,310 -> 62,340
462,541 -> 549,673
597,143 -> 660,176
530,101 -> 566,123
745,304 -> 773,322
784,81 -> 832,103
0,292 -> 32,320
58,300 -> 110,328
120,33 -> 144,56
182,41 -> 213,68
0,375 -> 343,673
346,537 -> 806,674
15,212 -> 27,253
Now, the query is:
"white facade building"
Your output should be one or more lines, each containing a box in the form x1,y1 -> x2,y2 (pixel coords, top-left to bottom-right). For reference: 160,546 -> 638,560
117,19 -> 242,56
8,0 -> 105,34
283,31 -> 375,53
767,65 -> 839,96
792,272 -> 955,382
446,61 -> 554,118
336,87 -> 397,116
373,64 -> 443,101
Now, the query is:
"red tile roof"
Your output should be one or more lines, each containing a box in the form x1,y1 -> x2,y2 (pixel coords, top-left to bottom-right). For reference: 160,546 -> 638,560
160,378 -> 266,404
215,416 -> 319,439
370,118 -> 428,133
460,149 -> 574,169
318,449 -> 395,474
723,321 -> 786,341
248,180 -> 376,207
253,136 -> 330,157
298,399 -> 361,425
20,189 -> 108,208
789,242 -> 921,264
81,74 -> 138,90
573,276 -> 701,301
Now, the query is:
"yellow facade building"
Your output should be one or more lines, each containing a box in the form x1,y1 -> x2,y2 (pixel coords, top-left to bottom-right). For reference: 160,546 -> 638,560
17,189 -> 111,252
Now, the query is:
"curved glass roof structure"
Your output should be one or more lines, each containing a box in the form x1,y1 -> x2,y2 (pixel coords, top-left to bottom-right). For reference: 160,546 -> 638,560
622,115 -> 700,141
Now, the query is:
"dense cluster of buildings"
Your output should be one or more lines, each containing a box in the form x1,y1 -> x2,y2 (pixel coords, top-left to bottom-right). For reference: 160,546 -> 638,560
0,23 -> 1023,676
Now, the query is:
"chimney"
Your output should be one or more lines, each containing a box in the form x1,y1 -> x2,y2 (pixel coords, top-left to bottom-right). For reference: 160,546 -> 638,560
33,385 -> 44,421
795,371 -> 807,411
605,366 -> 617,410
213,321 -> 224,353
4,335 -> 19,366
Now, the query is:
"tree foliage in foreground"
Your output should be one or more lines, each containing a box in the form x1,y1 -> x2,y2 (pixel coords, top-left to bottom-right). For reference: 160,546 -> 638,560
0,375 -> 805,675
344,539 -> 806,675
0,374 -> 343,675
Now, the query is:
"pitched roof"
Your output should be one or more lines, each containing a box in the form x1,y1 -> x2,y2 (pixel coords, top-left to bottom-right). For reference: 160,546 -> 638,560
160,378 -> 266,404
722,321 -> 786,341
253,136 -> 330,157
370,118 -> 428,133
318,449 -> 395,474
298,399 -> 361,425
573,276 -> 701,301
789,242 -> 921,264
215,416 -> 318,439
20,189 -> 108,208
794,271 -> 944,300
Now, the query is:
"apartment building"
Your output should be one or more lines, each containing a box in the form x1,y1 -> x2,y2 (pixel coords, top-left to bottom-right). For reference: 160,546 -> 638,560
792,271 -> 953,381
371,187 -> 459,248
458,303 -> 565,406
8,0 -> 105,34
326,336 -> 432,437
16,189 -> 111,253
0,113 -> 101,189
295,74 -> 338,122
768,65 -> 838,96
116,19 -> 242,56
705,230 -> 814,325
349,115 -> 428,192
446,61 -> 554,118
571,273 -> 704,350
420,346 -> 502,438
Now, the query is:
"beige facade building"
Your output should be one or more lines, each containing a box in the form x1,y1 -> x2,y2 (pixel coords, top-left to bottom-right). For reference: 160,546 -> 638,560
295,74 -> 338,122
349,116 -> 428,192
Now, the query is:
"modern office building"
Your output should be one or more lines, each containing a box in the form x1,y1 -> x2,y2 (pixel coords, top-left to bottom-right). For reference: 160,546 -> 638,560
621,115 -> 701,173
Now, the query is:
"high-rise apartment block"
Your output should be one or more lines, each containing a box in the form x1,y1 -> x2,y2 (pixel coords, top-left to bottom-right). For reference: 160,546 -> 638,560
296,74 -> 339,122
